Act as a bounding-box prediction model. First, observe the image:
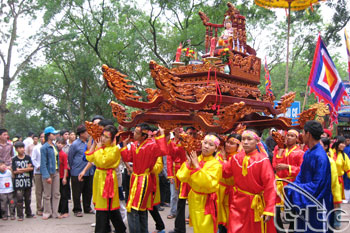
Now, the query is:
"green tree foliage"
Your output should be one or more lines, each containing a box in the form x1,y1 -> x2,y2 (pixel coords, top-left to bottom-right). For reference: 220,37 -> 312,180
4,0 -> 350,135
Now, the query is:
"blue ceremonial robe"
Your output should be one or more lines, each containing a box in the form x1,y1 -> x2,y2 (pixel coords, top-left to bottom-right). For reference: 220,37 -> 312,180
285,143 -> 334,233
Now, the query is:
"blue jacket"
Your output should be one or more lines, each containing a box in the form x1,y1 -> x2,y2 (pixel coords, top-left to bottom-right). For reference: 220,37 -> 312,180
285,143 -> 333,232
68,138 -> 91,176
40,142 -> 59,179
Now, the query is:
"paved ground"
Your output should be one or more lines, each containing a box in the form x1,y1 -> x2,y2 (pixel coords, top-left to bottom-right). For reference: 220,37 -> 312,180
0,192 -> 193,233
1,192 -> 350,233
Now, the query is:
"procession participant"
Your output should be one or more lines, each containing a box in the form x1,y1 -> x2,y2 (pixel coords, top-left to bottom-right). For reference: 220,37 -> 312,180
120,123 -> 168,233
216,133 -> 241,233
272,129 -> 304,233
330,136 -> 350,199
321,128 -> 332,139
343,134 -> 350,202
285,120 -> 333,233
85,125 -> 126,233
329,136 -> 350,229
222,129 -> 276,233
321,137 -> 342,230
176,133 -> 222,233
320,138 -> 342,207
149,156 -> 166,233
168,127 -> 191,233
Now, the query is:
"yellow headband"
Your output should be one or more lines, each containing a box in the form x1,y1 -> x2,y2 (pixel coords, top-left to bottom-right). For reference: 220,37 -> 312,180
288,129 -> 299,137
204,135 -> 220,147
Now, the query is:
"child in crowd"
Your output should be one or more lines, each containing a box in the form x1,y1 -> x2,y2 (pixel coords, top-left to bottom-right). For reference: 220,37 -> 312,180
12,141 -> 34,221
0,160 -> 15,220
56,138 -> 69,218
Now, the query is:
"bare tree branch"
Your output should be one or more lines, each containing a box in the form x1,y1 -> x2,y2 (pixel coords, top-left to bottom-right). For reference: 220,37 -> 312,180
11,36 -> 67,81
0,50 -> 5,65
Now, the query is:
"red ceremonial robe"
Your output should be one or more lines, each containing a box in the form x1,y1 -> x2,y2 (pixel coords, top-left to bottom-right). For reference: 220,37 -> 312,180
223,149 -> 276,233
121,135 -> 168,211
167,140 -> 191,199
272,145 -> 304,204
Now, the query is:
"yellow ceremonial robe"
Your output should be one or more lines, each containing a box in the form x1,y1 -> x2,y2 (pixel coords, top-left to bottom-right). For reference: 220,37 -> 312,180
86,145 -> 121,211
216,152 -> 235,227
331,149 -> 350,199
177,155 -> 222,233
151,156 -> 164,206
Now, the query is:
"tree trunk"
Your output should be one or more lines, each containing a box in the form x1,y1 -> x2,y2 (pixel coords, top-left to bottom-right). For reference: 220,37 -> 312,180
79,78 -> 87,124
0,73 -> 11,127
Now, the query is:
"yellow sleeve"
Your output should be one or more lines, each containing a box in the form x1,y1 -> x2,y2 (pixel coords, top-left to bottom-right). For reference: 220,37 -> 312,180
189,161 -> 222,194
90,146 -> 121,169
85,148 -> 102,163
329,158 -> 342,204
344,153 -> 350,178
152,157 -> 164,175
176,162 -> 192,184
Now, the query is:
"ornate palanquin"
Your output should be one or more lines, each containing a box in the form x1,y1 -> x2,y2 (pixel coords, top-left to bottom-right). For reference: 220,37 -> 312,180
102,3 -> 314,133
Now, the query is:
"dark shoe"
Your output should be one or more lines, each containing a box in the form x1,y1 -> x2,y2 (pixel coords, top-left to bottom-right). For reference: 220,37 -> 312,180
84,209 -> 94,214
167,214 -> 176,219
158,207 -> 165,211
160,202 -> 170,207
74,212 -> 83,217
26,214 -> 35,218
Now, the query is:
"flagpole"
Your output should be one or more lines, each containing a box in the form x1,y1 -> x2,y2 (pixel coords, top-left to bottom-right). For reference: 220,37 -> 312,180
284,1 -> 291,94
302,85 -> 308,112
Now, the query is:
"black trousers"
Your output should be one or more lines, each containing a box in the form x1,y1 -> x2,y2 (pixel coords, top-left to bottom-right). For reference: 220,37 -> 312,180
95,204 -> 126,233
159,175 -> 170,204
71,175 -> 93,213
58,178 -> 70,214
218,225 -> 227,233
67,171 -> 71,200
149,205 -> 165,231
122,168 -> 130,202
174,198 -> 186,233
15,188 -> 32,218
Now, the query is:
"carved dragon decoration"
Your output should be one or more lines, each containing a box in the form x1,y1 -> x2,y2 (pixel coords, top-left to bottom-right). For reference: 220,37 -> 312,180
310,101 -> 330,124
215,101 -> 251,131
275,92 -> 296,114
85,121 -> 104,141
149,60 -> 186,103
179,132 -> 204,154
102,64 -> 141,101
297,108 -> 317,129
110,101 -> 128,124
272,131 -> 285,149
